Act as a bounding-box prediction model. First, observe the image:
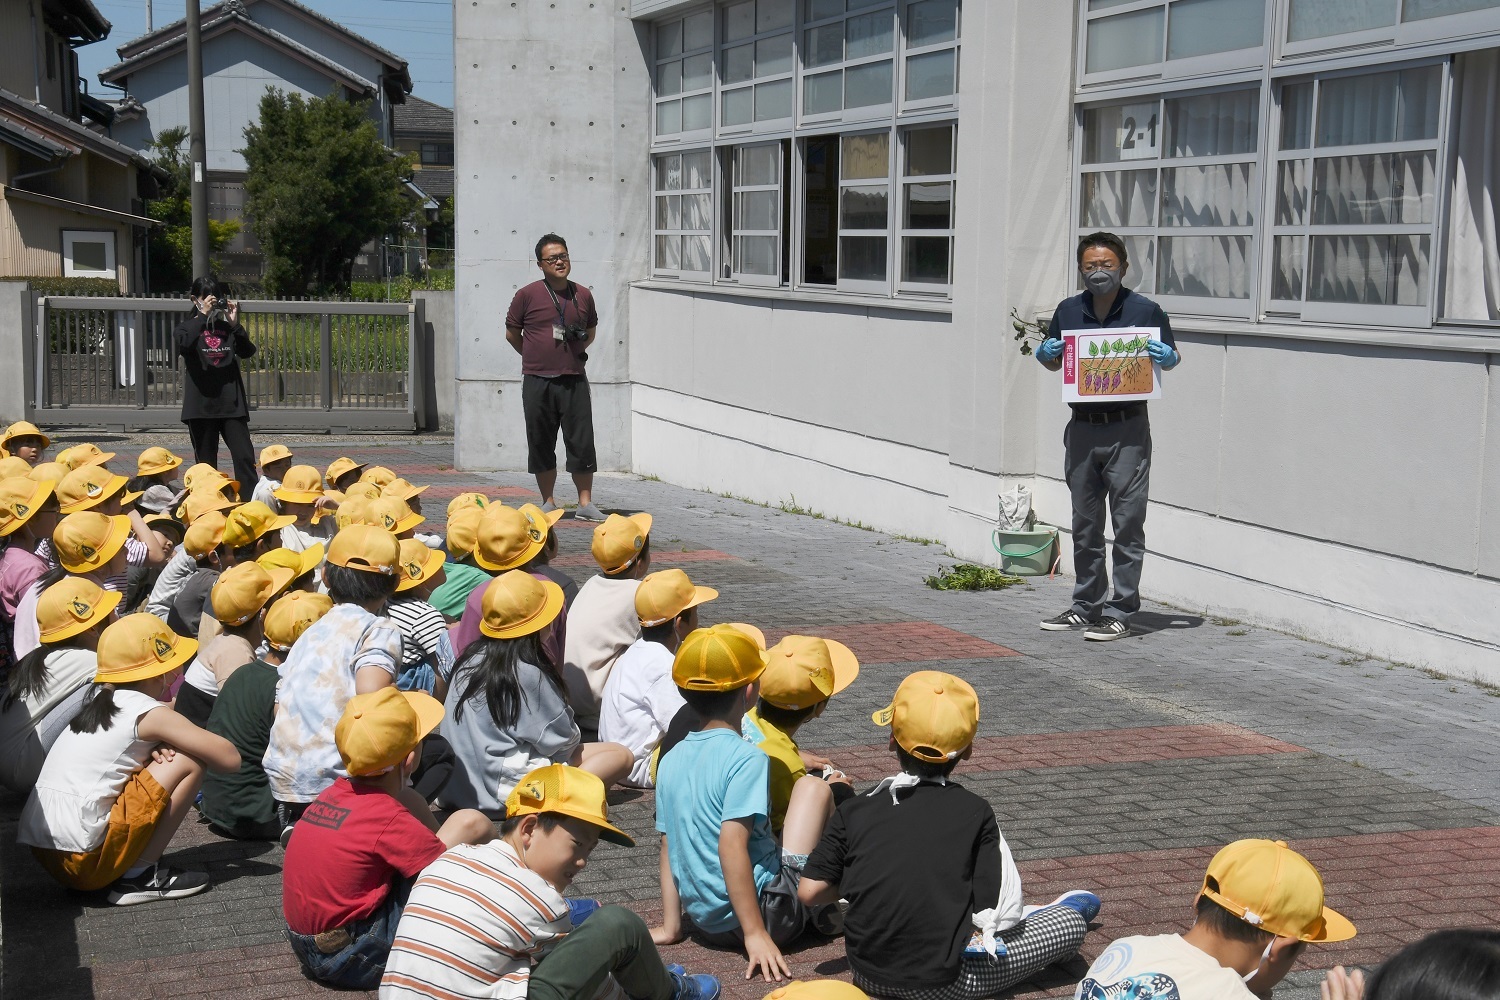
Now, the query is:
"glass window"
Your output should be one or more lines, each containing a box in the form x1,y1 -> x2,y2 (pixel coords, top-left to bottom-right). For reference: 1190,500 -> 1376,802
1080,0 -> 1265,82
653,150 -> 714,277
1165,0 -> 1263,59
838,132 -> 891,285
1404,0 -> 1500,19
720,0 -> 795,130
655,10 -> 715,140
1287,0 -> 1397,42
800,1 -> 896,117
900,124 -> 955,287
731,142 -> 787,283
1086,7 -> 1165,73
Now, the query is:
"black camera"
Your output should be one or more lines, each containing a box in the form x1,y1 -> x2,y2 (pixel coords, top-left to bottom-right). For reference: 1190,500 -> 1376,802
206,284 -> 234,327
563,322 -> 588,342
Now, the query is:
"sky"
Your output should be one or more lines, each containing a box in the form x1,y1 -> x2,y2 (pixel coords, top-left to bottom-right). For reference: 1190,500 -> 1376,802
77,0 -> 455,109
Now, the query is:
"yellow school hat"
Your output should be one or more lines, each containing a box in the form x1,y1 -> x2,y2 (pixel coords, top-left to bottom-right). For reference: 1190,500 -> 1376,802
325,456 -> 368,487
765,984 -> 871,1000
340,481 -> 382,503
94,613 -> 197,684
445,505 -> 486,558
57,442 -> 114,471
259,444 -> 293,467
183,463 -> 227,492
473,505 -> 544,572
327,523 -> 402,575
183,511 -> 230,559
359,465 -> 398,489
272,465 -> 325,505
1199,839 -> 1356,942
176,488 -> 237,525
506,764 -> 633,847
0,476 -> 55,536
761,636 -> 860,711
211,562 -> 296,626
136,446 -> 183,477
258,543 -> 324,582
56,465 -> 138,514
336,686 -> 445,776
263,590 -> 334,651
37,576 -> 121,644
368,495 -> 425,535
519,502 -> 565,537
636,568 -> 717,627
396,538 -> 447,593
223,501 -> 296,550
29,461 -> 69,484
478,570 -> 564,640
334,496 -> 372,530
381,477 -> 428,501
0,420 -> 50,454
591,513 -> 652,574
54,511 -> 132,574
446,492 -> 489,518
672,623 -> 769,692
0,456 -> 34,479
872,670 -> 979,764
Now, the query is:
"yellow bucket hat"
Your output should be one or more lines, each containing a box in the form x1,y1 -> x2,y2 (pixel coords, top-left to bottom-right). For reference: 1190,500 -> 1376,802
0,477 -> 56,537
0,420 -> 50,456
478,570 -> 564,640
367,495 -> 425,535
56,465 -> 139,514
56,442 -> 115,471
37,576 -> 121,644
0,456 -> 34,479
94,613 -> 198,684
136,446 -> 183,477
53,511 -> 132,574
395,538 -> 447,593
272,464 -> 326,505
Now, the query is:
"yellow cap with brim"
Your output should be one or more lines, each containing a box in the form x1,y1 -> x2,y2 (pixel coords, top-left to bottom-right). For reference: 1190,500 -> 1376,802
872,670 -> 979,764
0,456 -> 33,479
29,461 -> 69,484
519,502 -> 565,537
264,590 -> 334,651
183,511 -> 229,558
37,576 -> 121,644
56,465 -> 132,514
1,420 -> 51,454
136,446 -> 183,477
1199,839 -> 1356,942
635,568 -> 718,627
94,613 -> 198,684
764,983 -> 872,1000
176,489 -> 237,524
672,623 -> 769,692
259,444 -> 294,467
223,501 -> 296,550
273,465 -> 326,505
591,512 -> 652,574
211,562 -> 297,626
396,538 -> 446,592
327,524 -> 402,575
760,635 -> 860,711
336,687 -> 444,776
367,495 -> 425,536
479,570 -> 564,639
505,764 -> 634,847
0,477 -> 55,537
446,492 -> 489,518
54,511 -> 132,574
381,478 -> 429,501
183,463 -> 238,496
325,456 -> 366,486
57,443 -> 115,471
258,543 -> 324,582
359,465 -> 398,488
473,505 -> 544,572
445,505 -> 486,558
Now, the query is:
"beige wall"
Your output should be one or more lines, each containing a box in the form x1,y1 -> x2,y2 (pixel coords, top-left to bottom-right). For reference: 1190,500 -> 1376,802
0,196 -> 130,290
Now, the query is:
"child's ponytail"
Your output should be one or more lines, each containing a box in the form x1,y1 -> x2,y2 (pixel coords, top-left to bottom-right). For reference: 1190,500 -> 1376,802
69,682 -> 120,734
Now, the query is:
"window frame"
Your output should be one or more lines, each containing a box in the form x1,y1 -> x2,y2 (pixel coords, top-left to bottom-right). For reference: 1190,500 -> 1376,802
900,0 -> 963,111
1278,0 -> 1500,59
896,122 -> 957,294
727,140 -> 788,286
61,230 -> 117,279
797,0 -> 899,129
653,6 -> 718,146
419,142 -> 454,166
717,0 -> 797,138
652,148 -> 717,281
1261,57 -> 1452,327
1075,0 -> 1269,90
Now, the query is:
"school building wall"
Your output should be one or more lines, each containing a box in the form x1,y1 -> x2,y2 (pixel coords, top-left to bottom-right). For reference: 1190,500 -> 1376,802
455,1 -> 1500,680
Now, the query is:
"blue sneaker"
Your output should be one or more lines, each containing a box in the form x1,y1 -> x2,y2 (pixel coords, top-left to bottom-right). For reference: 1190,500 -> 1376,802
567,898 -> 601,926
666,966 -> 721,1000
1045,889 -> 1102,922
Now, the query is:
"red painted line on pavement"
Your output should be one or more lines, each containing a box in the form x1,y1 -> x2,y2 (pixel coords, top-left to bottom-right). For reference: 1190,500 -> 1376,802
763,621 -> 1022,663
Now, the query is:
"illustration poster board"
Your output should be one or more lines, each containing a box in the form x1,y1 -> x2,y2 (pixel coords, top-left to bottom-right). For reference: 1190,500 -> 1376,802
1061,327 -> 1162,404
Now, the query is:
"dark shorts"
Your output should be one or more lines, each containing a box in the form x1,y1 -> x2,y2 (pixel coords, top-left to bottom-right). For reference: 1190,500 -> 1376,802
522,374 -> 597,474
692,850 -> 810,949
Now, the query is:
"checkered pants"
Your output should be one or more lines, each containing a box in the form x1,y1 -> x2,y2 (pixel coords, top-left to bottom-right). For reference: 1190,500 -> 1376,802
853,906 -> 1088,1000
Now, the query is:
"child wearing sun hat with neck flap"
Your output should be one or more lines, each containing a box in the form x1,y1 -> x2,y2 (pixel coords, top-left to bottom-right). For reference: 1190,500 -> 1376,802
173,561 -> 294,729
385,538 -> 454,697
380,762 -> 723,1000
0,421 -> 50,465
562,512 -> 652,730
798,670 -> 1099,999
18,613 -> 240,905
452,503 -> 573,673
427,503 -> 490,620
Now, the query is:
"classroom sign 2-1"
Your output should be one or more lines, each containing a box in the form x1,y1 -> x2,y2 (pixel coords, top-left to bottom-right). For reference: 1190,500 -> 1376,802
1061,327 -> 1162,404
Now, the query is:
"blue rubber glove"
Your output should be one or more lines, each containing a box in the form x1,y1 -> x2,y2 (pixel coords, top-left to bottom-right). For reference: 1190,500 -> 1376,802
1035,338 -> 1064,362
1146,339 -> 1179,369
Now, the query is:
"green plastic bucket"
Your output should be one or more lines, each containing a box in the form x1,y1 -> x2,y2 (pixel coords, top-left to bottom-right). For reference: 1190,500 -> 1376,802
992,525 -> 1058,576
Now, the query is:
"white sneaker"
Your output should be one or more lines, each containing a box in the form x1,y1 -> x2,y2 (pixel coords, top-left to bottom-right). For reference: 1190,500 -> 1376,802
106,864 -> 210,906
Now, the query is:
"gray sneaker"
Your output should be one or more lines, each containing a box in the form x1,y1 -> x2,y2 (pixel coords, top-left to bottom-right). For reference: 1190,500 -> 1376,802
574,503 -> 606,522
1040,609 -> 1092,631
540,499 -> 559,513
1084,619 -> 1131,642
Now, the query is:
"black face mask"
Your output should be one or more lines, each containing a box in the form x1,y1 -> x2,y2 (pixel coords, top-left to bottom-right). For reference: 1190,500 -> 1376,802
1083,268 -> 1122,296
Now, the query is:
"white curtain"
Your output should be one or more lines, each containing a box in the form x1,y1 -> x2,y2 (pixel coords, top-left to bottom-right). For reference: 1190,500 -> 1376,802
1443,49 -> 1500,321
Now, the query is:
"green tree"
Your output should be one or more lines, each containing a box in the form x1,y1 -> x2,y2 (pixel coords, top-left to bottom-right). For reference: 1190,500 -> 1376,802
242,89 -> 414,296
143,125 -> 240,292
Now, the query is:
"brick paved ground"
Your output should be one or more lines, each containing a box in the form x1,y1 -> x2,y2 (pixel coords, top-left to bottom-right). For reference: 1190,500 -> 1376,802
6,435 -> 1500,1000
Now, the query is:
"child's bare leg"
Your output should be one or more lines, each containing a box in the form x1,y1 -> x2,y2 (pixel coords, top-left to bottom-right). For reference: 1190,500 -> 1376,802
781,775 -> 834,857
138,754 -> 207,866
436,808 -> 496,848
396,784 -> 442,832
573,742 -> 634,789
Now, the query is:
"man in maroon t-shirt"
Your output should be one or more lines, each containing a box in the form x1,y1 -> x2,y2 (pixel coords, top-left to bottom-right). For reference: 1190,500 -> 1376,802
505,233 -> 604,520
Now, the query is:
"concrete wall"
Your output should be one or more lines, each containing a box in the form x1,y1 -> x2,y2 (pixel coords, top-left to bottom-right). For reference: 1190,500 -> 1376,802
0,281 -> 32,425
451,0 -> 650,472
415,289 -> 455,431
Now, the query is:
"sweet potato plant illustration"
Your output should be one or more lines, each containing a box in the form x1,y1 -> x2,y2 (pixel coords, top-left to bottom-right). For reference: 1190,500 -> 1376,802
1078,335 -> 1154,396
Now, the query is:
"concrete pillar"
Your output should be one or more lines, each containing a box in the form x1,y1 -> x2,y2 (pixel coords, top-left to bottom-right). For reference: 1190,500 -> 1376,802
452,1 -> 651,473
0,282 -> 32,425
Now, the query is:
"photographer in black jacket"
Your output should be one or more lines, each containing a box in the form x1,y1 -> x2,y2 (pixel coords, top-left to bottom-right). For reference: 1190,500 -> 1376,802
174,276 -> 257,497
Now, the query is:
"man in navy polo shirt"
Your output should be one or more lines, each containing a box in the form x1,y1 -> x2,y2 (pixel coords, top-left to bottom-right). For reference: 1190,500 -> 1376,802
1034,231 -> 1180,642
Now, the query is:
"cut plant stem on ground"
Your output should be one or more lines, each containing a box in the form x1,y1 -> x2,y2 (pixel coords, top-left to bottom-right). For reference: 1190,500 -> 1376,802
925,564 -> 1026,591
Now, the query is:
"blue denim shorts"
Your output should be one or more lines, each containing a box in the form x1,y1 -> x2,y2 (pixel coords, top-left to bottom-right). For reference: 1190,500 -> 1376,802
285,884 -> 406,990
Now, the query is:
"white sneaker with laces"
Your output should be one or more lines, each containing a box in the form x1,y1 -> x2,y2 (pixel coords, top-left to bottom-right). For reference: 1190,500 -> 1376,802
106,864 -> 210,906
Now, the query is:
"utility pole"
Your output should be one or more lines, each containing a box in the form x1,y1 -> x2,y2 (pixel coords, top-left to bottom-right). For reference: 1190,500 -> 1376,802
185,0 -> 210,278
145,0 -> 153,31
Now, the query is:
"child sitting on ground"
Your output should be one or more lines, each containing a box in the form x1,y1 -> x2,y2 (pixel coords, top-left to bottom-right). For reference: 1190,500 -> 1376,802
175,562 -> 294,728
385,539 -> 453,697
0,421 -> 50,465
1074,838 -> 1354,1000
263,524 -> 406,831
1,476 -> 62,669
562,512 -> 652,730
427,503 -> 489,620
272,465 -> 337,553
281,687 -> 494,990
380,763 -> 722,1000
146,490 -> 235,619
653,624 -> 838,981
452,504 -> 571,672
201,590 -> 332,840
166,511 -> 230,639
252,444 -> 294,510
18,613 -> 240,905
382,479 -> 444,550
129,447 -> 184,495
0,577 -> 118,793
325,456 -> 367,496
191,500 -> 294,645
597,568 -> 716,788
744,635 -> 860,834
798,670 -> 1100,999
442,570 -> 632,816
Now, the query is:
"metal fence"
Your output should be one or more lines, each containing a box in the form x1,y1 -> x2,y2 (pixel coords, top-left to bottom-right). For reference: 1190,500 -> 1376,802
31,297 -> 428,432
